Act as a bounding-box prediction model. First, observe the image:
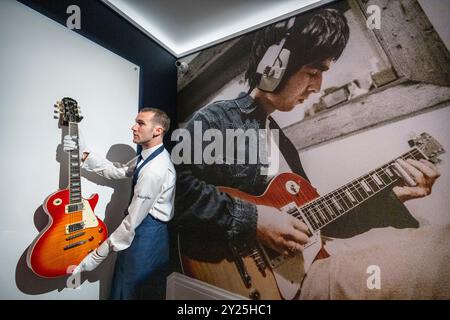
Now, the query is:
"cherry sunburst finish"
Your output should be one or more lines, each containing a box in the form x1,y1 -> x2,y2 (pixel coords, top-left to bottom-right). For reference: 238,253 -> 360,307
27,98 -> 108,278
179,133 -> 445,300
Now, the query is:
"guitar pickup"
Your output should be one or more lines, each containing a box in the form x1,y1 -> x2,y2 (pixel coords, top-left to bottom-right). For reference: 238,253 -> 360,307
280,202 -> 298,215
65,221 -> 85,234
66,202 -> 84,213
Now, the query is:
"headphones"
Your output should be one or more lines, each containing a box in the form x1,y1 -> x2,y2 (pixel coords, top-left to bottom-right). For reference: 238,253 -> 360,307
256,17 -> 296,92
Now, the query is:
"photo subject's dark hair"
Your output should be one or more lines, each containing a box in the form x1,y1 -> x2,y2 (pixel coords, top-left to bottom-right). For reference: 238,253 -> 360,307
246,8 -> 350,92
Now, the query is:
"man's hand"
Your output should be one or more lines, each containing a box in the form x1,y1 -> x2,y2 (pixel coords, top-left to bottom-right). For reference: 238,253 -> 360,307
72,241 -> 109,274
256,205 -> 311,256
63,133 -> 89,161
393,158 -> 440,202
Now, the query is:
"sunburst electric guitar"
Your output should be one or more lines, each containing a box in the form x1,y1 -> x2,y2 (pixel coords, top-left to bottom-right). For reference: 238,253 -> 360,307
27,97 -> 108,278
179,132 -> 445,299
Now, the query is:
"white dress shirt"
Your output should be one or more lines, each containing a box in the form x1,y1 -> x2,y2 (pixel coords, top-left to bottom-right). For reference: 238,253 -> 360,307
82,143 -> 176,252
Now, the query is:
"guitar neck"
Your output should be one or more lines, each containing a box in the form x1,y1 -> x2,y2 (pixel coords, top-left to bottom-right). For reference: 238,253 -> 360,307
68,122 -> 82,204
300,148 -> 427,232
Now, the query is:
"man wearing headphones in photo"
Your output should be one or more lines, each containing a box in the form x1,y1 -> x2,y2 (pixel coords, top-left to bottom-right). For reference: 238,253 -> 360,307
173,8 -> 448,299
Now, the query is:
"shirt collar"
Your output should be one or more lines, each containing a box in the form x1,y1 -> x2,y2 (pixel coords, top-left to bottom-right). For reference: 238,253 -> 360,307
235,93 -> 258,114
140,143 -> 163,161
234,92 -> 269,123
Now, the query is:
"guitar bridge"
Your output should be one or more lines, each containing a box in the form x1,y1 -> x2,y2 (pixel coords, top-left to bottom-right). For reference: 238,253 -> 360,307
65,231 -> 85,241
249,244 -> 267,273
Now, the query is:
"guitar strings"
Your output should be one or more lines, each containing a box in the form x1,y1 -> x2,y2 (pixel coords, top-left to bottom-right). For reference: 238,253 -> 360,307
301,150 -> 419,230
301,148 -> 423,230
294,148 -> 423,231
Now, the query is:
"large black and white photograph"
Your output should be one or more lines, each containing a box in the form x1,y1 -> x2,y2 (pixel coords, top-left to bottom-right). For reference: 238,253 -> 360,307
174,0 -> 450,299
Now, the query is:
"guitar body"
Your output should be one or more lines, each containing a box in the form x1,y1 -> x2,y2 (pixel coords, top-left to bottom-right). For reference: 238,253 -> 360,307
179,172 -> 329,300
27,189 -> 108,278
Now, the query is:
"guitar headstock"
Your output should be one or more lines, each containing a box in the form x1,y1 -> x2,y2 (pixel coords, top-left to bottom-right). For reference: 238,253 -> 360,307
54,97 -> 83,126
408,132 -> 445,164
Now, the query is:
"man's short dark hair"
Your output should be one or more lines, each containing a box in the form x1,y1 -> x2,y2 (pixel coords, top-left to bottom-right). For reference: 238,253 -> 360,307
246,8 -> 350,92
139,107 -> 171,134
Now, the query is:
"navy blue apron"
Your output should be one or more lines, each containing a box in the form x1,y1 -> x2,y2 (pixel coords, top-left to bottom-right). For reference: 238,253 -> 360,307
110,145 -> 169,300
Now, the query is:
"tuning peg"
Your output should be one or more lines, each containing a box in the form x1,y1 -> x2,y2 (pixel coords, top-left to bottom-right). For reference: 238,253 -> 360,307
407,131 -> 419,147
53,115 -> 59,119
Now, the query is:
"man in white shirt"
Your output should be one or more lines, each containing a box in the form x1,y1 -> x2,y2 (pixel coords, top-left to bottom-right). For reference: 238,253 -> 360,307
64,108 -> 176,299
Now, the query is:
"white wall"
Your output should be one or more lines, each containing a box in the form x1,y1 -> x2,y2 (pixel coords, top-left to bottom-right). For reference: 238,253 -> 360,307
0,0 -> 140,299
299,106 -> 450,227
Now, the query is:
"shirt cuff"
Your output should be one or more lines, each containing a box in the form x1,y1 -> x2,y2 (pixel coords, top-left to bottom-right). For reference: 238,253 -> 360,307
81,151 -> 97,169
227,198 -> 258,246
96,240 -> 111,257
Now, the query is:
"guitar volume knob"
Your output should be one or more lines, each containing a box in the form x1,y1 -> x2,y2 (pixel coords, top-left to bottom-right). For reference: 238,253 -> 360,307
249,288 -> 260,300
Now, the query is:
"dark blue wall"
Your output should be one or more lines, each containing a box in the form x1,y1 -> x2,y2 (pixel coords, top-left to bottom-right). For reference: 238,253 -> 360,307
18,0 -> 177,147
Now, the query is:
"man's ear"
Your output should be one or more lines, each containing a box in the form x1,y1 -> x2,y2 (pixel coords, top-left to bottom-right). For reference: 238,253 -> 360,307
153,126 -> 163,138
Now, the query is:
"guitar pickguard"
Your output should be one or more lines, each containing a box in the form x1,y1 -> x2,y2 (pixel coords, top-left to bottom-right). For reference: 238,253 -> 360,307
81,199 -> 99,228
260,231 -> 322,300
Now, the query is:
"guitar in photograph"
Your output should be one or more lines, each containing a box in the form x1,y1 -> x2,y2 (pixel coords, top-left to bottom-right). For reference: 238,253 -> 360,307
178,133 -> 445,299
27,97 -> 108,278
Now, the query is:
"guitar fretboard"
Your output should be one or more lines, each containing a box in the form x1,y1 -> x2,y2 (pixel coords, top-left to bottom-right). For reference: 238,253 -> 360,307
68,122 -> 82,205
291,148 -> 425,231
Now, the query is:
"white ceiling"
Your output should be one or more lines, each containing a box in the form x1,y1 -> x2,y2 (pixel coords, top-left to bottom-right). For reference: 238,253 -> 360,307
102,0 -> 333,58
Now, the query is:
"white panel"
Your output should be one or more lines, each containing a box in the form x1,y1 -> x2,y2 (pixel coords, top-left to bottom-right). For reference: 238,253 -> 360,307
0,0 -> 139,299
